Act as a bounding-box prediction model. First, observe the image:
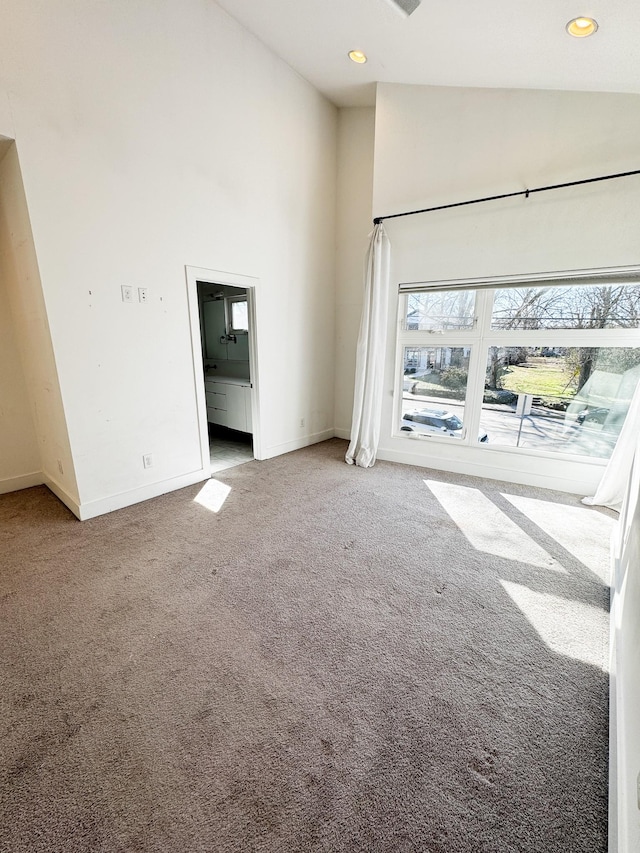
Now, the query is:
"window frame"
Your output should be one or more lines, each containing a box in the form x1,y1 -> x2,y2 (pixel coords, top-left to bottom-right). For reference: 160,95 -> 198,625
226,295 -> 249,336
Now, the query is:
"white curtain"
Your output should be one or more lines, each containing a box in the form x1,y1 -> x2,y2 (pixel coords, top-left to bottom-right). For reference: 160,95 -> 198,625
583,376 -> 640,512
345,223 -> 391,468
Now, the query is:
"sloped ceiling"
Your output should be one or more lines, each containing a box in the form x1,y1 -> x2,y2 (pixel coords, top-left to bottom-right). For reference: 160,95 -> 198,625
215,0 -> 640,106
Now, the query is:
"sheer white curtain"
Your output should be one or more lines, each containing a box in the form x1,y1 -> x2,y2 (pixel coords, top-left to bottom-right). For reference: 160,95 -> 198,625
345,223 -> 391,468
583,376 -> 640,512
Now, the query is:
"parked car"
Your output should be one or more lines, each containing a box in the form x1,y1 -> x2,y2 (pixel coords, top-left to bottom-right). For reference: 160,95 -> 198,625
576,407 -> 609,425
401,408 -> 489,442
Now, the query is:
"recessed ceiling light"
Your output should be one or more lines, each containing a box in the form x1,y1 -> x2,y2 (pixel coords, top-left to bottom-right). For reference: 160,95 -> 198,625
348,50 -> 367,64
566,17 -> 598,37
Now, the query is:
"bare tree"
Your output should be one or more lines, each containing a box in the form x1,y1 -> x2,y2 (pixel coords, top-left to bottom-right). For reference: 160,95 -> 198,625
565,285 -> 640,329
564,285 -> 640,390
491,287 -> 567,330
407,290 -> 476,331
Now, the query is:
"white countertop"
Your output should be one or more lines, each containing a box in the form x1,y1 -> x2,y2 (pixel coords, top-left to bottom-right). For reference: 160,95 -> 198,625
204,374 -> 250,386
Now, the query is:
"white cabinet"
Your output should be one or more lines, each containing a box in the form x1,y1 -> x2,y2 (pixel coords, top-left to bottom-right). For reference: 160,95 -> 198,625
205,378 -> 251,433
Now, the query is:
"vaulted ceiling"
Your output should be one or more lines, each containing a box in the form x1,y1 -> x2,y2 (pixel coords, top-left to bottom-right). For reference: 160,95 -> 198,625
215,0 -> 640,107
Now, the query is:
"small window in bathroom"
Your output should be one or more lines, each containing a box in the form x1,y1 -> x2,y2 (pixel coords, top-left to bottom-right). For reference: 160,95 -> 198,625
228,297 -> 248,334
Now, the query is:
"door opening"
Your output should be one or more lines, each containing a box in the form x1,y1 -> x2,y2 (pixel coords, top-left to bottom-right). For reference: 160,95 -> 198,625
186,266 -> 261,476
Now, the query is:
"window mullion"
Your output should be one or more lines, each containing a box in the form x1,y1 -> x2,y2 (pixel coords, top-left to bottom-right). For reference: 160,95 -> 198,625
475,288 -> 495,334
461,290 -> 493,443
484,329 -> 640,348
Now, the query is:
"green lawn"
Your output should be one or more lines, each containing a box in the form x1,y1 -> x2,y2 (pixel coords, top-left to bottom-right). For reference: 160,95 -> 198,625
407,356 -> 577,402
500,358 -> 576,398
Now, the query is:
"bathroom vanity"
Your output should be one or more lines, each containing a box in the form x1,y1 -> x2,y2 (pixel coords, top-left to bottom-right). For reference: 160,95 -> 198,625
205,376 -> 252,433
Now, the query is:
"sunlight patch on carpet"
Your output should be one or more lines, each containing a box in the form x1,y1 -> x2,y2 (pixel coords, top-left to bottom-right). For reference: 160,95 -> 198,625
194,478 -> 231,513
501,494 -> 613,584
500,580 -> 608,672
425,480 -> 565,572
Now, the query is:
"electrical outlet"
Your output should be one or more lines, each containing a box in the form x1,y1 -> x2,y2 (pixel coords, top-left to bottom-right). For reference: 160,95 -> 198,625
143,453 -> 153,469
299,417 -> 305,428
57,459 -> 64,476
121,285 -> 134,303
138,287 -> 148,303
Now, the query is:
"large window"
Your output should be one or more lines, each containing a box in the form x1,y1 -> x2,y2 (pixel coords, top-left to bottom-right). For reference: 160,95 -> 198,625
396,271 -> 640,461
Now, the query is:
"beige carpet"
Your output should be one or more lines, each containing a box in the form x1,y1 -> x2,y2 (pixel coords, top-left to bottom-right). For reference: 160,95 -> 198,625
0,439 -> 612,852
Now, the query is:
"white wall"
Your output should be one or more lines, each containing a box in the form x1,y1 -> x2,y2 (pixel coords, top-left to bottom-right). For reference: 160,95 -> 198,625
0,143 -> 78,503
0,271 -> 38,493
371,83 -> 640,494
373,83 -> 640,220
0,0 -> 337,518
334,107 -> 376,436
0,168 -> 41,493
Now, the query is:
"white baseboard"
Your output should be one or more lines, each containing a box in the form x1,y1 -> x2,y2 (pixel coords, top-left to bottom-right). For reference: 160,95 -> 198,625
74,468 -> 211,521
0,471 -> 44,495
42,473 -> 82,518
261,429 -> 335,460
375,445 -> 598,495
334,428 -> 351,441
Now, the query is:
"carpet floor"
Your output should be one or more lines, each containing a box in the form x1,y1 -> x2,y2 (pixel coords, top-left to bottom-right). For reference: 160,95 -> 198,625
0,439 -> 613,852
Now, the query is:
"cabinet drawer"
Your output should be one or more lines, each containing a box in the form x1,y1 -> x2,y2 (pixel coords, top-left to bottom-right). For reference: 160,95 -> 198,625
205,390 -> 227,411
205,381 -> 227,396
207,406 -> 232,427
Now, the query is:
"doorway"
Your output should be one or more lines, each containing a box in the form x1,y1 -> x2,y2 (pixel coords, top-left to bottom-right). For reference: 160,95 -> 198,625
186,266 -> 262,476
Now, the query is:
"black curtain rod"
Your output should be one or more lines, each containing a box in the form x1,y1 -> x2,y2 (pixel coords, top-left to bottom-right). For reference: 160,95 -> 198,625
372,168 -> 640,225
